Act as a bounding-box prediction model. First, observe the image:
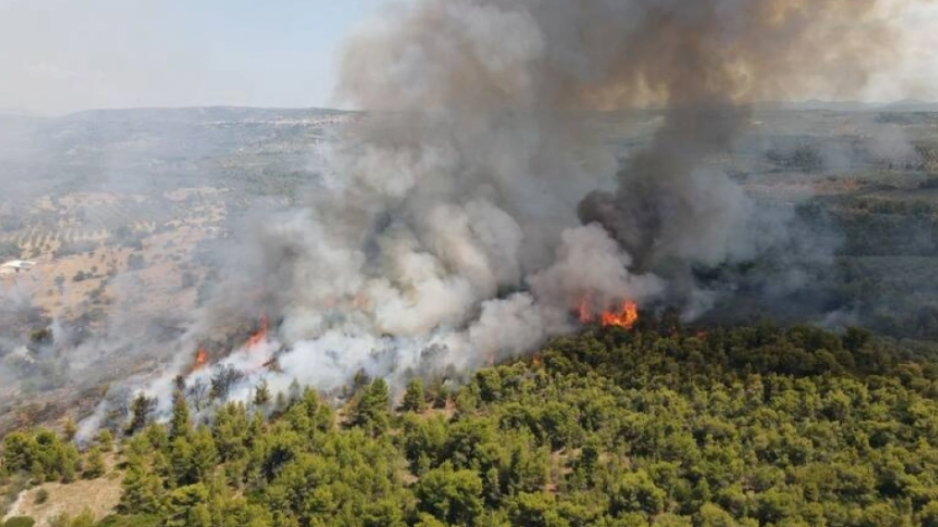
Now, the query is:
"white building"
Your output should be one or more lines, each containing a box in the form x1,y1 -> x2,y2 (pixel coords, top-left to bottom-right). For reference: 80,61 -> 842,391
0,260 -> 36,277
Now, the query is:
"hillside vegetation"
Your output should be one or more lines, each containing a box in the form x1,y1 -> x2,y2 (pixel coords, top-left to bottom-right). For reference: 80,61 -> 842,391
4,320 -> 938,527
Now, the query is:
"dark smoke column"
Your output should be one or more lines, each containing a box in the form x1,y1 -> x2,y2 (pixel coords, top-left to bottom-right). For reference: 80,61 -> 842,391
579,101 -> 748,272
572,0 -> 904,272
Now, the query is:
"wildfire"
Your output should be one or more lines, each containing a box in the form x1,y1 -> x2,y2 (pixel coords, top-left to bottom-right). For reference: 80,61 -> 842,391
578,299 -> 639,330
578,299 -> 592,325
192,347 -> 208,372
246,312 -> 269,348
601,301 -> 639,329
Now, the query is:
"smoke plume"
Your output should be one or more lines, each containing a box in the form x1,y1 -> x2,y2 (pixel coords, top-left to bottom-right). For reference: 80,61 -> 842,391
238,0 -> 912,383
77,0 -> 927,430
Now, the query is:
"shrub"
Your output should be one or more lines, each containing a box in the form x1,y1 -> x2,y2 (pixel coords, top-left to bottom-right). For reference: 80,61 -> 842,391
29,328 -> 53,345
127,254 -> 145,271
94,515 -> 161,527
0,241 -> 20,260
4,517 -> 36,527
34,488 -> 49,505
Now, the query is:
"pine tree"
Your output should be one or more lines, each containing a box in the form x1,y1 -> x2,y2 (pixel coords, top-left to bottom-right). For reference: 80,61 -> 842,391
189,503 -> 212,527
254,380 -> 272,408
401,378 -> 427,413
247,412 -> 265,449
288,379 -> 302,404
170,436 -> 195,486
352,369 -> 371,397
96,429 -> 114,452
169,389 -> 192,443
190,427 -> 218,484
145,422 -> 169,451
351,378 -> 390,436
274,392 -> 287,415
126,393 -> 155,436
164,483 -> 209,527
62,417 -> 78,442
414,463 -> 484,526
152,450 -> 172,480
56,441 -> 81,484
83,445 -> 106,479
119,458 -> 163,514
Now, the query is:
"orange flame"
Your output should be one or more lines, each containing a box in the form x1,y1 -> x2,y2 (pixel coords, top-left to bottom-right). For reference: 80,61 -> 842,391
600,301 -> 639,329
578,299 -> 639,330
246,312 -> 268,348
192,347 -> 208,372
578,299 -> 592,324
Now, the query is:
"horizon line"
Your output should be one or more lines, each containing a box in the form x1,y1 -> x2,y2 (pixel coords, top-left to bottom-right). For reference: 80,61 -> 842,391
4,98 -> 938,120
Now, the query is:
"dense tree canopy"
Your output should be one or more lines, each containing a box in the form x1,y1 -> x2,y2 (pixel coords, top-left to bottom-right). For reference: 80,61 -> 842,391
4,321 -> 938,526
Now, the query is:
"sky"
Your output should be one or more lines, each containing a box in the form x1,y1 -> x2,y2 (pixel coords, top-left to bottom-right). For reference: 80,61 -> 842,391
0,0 -> 936,116
0,0 -> 388,115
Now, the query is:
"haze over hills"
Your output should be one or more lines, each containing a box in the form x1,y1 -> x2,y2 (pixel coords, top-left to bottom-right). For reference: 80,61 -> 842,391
751,100 -> 938,112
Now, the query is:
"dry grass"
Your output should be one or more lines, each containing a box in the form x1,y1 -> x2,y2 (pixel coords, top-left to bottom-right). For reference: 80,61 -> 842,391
2,188 -> 225,322
3,472 -> 123,527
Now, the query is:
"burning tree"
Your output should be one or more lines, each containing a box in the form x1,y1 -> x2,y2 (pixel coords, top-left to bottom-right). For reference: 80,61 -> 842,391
578,300 -> 640,330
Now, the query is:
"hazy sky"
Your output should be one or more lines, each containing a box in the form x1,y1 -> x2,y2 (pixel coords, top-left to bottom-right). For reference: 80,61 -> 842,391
1,0 -> 936,116
0,0 -> 387,115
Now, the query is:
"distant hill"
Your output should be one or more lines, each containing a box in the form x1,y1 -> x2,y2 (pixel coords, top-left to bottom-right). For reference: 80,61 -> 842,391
0,106 -> 357,201
879,99 -> 938,112
756,99 -> 938,112
60,106 -> 354,124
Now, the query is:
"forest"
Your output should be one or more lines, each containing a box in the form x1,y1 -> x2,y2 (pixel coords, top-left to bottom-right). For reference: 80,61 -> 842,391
4,317 -> 938,527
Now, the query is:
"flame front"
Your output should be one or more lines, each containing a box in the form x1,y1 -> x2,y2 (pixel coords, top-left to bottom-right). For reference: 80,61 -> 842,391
192,347 -> 208,372
578,300 -> 639,330
601,301 -> 638,329
246,313 -> 268,348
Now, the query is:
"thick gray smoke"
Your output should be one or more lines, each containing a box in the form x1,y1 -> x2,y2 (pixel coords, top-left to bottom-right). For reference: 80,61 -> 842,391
255,1 -> 906,380
78,0 -> 925,433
